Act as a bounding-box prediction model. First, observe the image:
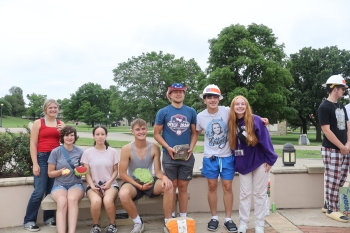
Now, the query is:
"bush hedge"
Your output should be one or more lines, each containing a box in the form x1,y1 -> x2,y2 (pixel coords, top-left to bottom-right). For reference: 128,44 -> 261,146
0,127 -> 32,178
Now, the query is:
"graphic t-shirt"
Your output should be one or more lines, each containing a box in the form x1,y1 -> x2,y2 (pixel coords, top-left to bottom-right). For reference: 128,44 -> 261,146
318,99 -> 348,149
196,106 -> 231,158
155,104 -> 197,164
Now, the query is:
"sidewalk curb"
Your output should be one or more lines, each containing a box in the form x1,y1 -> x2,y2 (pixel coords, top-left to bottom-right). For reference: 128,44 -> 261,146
265,212 -> 302,233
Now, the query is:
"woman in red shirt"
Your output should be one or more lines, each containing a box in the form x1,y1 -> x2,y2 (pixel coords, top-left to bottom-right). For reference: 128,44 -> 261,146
23,99 -> 64,232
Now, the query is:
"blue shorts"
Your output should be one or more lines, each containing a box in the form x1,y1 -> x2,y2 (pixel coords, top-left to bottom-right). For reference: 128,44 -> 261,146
51,183 -> 85,194
201,156 -> 235,180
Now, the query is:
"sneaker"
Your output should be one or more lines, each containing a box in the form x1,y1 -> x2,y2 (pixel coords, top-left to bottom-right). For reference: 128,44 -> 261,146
255,226 -> 264,233
24,222 -> 39,232
90,224 -> 102,233
44,218 -> 56,228
105,224 -> 118,233
130,219 -> 145,233
237,224 -> 247,233
224,220 -> 238,233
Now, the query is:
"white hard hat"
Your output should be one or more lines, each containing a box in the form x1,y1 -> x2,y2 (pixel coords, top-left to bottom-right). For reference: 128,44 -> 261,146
199,84 -> 223,100
322,75 -> 348,88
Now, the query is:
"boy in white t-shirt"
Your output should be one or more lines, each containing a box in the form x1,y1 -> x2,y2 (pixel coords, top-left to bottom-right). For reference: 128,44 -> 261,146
196,84 -> 237,233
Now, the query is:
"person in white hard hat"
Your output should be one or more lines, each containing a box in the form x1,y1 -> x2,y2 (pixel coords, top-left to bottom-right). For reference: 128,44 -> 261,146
318,75 -> 350,223
196,84 -> 237,232
196,84 -> 269,233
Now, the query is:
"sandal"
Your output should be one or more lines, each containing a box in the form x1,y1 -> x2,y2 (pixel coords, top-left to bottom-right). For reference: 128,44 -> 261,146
326,211 -> 349,223
207,219 -> 219,231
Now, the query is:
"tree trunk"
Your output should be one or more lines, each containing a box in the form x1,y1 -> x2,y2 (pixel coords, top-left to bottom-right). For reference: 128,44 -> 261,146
302,118 -> 308,134
315,123 -> 322,142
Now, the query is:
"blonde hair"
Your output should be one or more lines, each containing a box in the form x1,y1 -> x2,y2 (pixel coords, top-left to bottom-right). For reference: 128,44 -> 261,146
131,118 -> 147,129
43,99 -> 59,115
228,95 -> 258,149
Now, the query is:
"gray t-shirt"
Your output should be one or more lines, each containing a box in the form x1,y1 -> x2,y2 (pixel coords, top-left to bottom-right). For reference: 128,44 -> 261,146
48,145 -> 84,186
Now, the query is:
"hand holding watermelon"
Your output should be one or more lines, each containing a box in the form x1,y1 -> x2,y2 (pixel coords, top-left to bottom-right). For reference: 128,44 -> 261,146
74,166 -> 88,176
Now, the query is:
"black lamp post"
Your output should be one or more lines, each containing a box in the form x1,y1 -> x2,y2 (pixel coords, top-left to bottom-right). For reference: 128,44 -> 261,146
0,103 -> 3,128
282,142 -> 296,166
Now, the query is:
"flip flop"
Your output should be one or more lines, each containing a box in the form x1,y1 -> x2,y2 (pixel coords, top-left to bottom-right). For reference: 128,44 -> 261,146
321,207 -> 327,213
326,211 -> 349,223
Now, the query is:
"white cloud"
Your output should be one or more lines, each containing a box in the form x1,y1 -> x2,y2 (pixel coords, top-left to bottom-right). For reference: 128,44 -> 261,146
1,0 -> 350,104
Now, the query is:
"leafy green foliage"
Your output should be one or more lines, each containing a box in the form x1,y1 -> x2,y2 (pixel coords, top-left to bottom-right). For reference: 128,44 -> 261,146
0,127 -> 32,178
207,23 -> 295,123
132,168 -> 154,184
287,46 -> 350,141
112,51 -> 205,123
26,93 -> 47,120
4,86 -> 26,117
61,82 -> 112,127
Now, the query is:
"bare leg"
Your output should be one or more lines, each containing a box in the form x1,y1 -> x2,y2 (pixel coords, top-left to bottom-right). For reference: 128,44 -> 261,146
87,190 -> 103,225
207,178 -> 218,216
67,188 -> 84,233
153,179 -> 174,218
221,179 -> 233,218
177,179 -> 190,213
51,190 -> 68,233
119,184 -> 138,219
103,188 -> 118,224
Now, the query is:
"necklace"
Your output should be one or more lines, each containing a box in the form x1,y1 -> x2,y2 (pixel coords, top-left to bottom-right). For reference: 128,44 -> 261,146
329,100 -> 340,110
208,109 -> 218,121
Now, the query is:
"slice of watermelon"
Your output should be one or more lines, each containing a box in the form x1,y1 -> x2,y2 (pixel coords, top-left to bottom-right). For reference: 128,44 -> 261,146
74,166 -> 88,176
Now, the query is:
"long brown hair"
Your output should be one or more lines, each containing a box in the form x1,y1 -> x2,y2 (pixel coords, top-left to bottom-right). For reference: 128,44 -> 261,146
228,95 -> 258,149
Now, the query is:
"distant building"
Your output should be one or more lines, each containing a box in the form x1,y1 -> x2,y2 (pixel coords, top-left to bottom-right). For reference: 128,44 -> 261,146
267,121 -> 287,136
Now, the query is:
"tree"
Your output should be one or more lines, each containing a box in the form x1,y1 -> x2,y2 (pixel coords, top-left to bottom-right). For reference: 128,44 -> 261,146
207,23 -> 296,123
4,86 -> 26,117
112,51 -> 205,124
26,93 -> 47,120
108,85 -> 124,125
287,46 -> 350,141
61,83 -> 111,127
0,99 -> 12,116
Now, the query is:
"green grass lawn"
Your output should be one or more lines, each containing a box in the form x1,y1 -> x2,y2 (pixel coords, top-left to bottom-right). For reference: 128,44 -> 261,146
0,116 -> 32,128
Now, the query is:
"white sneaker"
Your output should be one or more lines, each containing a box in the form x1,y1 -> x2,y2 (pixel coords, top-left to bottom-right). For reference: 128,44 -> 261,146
238,224 -> 247,233
255,226 -> 264,233
130,222 -> 145,233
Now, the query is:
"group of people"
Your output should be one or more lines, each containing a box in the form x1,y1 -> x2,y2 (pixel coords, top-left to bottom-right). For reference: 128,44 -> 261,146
23,82 -> 280,233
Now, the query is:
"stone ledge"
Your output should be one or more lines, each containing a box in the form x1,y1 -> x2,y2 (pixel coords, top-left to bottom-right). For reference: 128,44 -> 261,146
270,166 -> 307,174
0,176 -> 33,187
304,164 -> 324,174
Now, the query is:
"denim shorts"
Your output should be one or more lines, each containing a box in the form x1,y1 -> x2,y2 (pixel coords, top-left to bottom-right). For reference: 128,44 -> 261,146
51,183 -> 85,194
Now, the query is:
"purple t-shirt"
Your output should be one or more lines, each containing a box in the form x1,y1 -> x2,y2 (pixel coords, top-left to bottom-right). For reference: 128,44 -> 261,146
234,115 -> 277,175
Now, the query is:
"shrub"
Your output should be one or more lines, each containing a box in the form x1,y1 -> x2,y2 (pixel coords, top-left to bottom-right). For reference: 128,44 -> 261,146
0,127 -> 32,178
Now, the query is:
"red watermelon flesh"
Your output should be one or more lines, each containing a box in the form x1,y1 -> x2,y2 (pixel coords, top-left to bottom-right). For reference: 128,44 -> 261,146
74,166 -> 88,176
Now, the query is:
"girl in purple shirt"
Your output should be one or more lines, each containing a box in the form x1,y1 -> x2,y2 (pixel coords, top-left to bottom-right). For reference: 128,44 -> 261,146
228,95 -> 277,233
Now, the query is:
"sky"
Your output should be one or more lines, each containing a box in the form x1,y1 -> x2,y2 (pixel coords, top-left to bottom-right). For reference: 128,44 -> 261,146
1,0 -> 350,105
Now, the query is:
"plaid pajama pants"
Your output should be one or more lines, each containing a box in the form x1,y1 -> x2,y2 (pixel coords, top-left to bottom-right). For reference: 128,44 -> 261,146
322,147 -> 350,212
